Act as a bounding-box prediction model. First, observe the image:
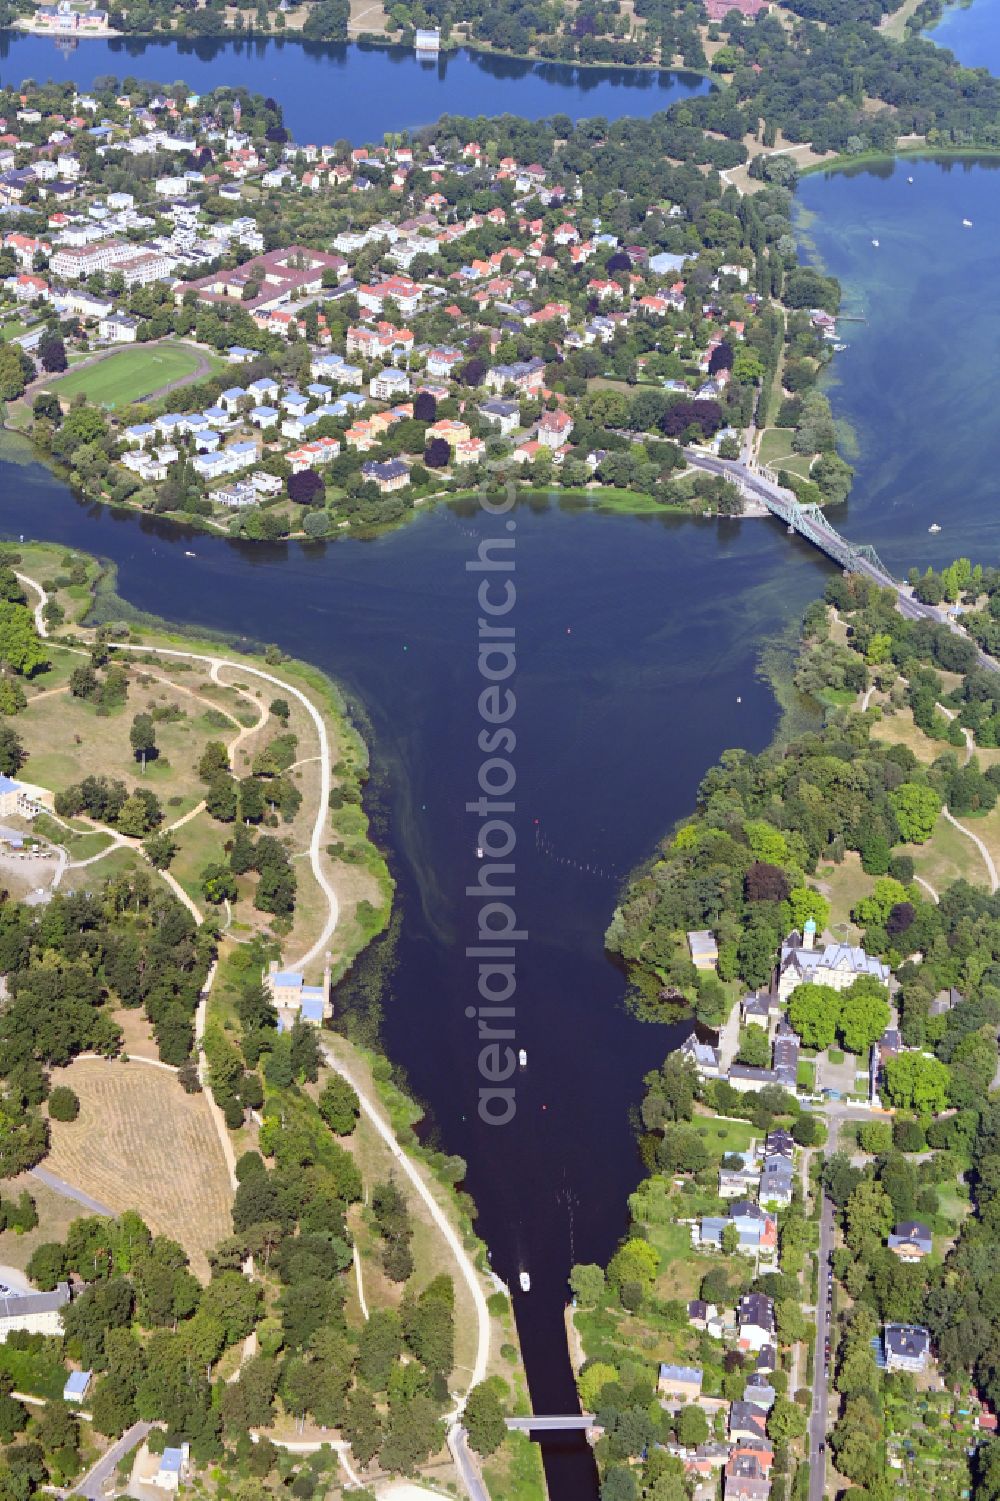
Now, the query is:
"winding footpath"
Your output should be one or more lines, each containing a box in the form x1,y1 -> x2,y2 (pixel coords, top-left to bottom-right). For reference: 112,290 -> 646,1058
17,575 -> 493,1489
319,1040 -> 491,1403
858,679 -> 998,896
942,805 -> 998,893
109,643 -> 340,977
934,703 -> 999,893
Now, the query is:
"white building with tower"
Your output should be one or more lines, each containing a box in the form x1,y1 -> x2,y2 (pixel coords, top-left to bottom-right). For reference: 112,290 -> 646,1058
777,917 -> 889,1002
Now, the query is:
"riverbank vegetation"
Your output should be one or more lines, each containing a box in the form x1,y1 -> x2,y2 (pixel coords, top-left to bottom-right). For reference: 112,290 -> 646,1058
0,542 -> 539,1497
606,570 -> 1000,1019
588,577 -> 1000,1501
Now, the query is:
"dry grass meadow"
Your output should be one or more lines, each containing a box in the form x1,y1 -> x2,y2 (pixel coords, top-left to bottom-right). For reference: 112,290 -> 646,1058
46,1058 -> 233,1278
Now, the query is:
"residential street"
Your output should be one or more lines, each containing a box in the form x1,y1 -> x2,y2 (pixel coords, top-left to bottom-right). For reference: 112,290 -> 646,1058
806,1102 -> 883,1501
70,1421 -> 152,1499
808,1189 -> 835,1501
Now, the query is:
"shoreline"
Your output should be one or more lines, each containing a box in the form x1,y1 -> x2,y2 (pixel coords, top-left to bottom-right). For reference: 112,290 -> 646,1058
3,537 -> 543,1495
797,140 -> 1000,179
21,538 -> 396,984
0,23 -> 709,80
3,418 -> 712,543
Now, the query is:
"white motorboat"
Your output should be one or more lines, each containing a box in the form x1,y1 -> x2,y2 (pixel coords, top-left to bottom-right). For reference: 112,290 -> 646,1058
519,1271 -> 531,1293
476,846 -> 483,858
184,550 -> 197,558
907,175 -> 914,183
963,218 -> 973,227
928,523 -> 942,533
518,1048 -> 527,1067
871,238 -> 880,247
833,342 -> 847,351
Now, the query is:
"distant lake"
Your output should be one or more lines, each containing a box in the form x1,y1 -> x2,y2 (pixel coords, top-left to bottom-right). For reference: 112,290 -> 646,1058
796,149 -> 1000,565
0,32 -> 708,141
929,0 -> 1000,70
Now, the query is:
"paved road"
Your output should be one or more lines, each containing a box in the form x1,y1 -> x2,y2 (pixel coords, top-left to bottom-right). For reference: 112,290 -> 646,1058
449,1426 -> 491,1501
806,1104 -> 886,1501
70,1420 -> 152,1498
808,1186 -> 835,1501
30,1165 -> 115,1218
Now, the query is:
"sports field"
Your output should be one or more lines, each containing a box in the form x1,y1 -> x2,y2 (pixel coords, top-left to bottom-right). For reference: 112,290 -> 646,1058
48,342 -> 210,407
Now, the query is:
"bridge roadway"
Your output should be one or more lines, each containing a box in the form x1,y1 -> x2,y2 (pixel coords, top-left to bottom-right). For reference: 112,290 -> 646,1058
504,1414 -> 596,1432
688,454 -> 1000,661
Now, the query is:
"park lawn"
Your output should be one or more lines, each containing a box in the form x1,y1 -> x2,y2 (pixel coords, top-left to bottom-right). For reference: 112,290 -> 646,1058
901,814 -> 987,895
45,1056 -> 233,1279
968,803 -> 1000,881
18,656 -> 265,823
482,1431 -> 547,1501
871,706 -> 946,765
814,851 -> 871,934
0,1338 -> 68,1400
819,685 -> 856,707
45,342 -> 210,408
219,663 -> 389,979
60,845 -> 146,894
932,1179 -> 970,1259
165,813 -> 227,919
0,1174 -> 93,1274
935,1179 -> 970,1228
757,427 -> 817,479
16,545 -> 105,629
690,1113 -> 755,1159
60,829 -> 116,861
23,643 -> 87,694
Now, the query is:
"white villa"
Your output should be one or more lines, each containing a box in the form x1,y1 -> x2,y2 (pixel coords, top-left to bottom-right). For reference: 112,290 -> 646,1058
777,918 -> 889,1002
266,958 -> 332,1029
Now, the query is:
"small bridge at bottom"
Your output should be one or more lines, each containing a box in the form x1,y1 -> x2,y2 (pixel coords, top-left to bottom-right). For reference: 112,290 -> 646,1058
505,1415 -> 596,1431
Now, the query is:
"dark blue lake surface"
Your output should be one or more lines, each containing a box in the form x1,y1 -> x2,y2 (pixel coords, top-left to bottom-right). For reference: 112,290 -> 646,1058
0,32 -> 708,141
0,463 -> 811,1496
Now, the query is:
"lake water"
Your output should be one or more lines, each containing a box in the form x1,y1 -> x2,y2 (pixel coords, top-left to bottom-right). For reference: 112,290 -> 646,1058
0,465 -> 810,1494
0,10 -> 999,1497
929,0 -> 1000,69
797,149 -> 1000,563
0,31 -> 708,142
